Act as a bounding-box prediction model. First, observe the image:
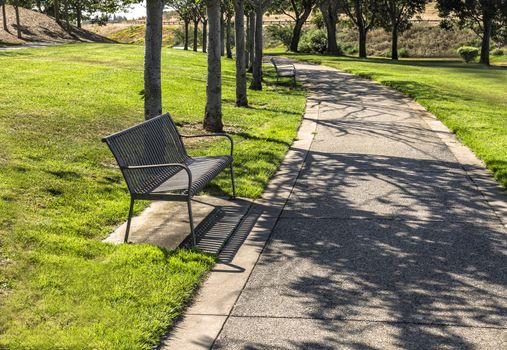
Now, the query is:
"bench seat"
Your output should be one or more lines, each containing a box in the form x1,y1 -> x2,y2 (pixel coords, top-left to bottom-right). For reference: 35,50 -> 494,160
151,155 -> 232,196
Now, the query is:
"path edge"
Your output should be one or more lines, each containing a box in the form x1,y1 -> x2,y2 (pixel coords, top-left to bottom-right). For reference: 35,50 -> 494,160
159,85 -> 319,349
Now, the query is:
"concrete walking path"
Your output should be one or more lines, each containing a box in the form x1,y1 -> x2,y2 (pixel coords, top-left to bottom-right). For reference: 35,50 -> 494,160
210,62 -> 507,348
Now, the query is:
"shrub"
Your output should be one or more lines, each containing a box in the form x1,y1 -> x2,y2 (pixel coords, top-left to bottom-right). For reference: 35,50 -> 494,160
266,24 -> 293,49
311,12 -> 325,30
299,29 -> 328,54
398,48 -> 410,58
491,48 -> 504,56
457,46 -> 479,63
341,43 -> 358,55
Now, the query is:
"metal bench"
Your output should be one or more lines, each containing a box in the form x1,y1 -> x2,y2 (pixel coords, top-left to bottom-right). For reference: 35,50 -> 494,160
102,113 -> 235,245
270,57 -> 297,87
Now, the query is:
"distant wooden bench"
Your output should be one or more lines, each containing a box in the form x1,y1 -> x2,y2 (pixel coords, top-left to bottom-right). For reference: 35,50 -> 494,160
102,113 -> 235,245
270,57 -> 297,87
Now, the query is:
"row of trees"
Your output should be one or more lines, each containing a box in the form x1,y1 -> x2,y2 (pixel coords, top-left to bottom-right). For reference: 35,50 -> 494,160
143,0 -> 506,135
1,0 -> 128,40
145,0 -> 269,133
272,0 -> 506,65
169,1 -> 506,65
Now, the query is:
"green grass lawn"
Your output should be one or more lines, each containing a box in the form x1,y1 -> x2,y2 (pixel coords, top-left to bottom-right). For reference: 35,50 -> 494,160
269,49 -> 507,189
0,44 -> 306,349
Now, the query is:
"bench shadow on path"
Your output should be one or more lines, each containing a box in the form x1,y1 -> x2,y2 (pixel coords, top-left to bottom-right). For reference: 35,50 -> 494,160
214,66 -> 506,349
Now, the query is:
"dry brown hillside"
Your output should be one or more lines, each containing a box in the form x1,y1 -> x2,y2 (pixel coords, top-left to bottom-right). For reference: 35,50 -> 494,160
0,5 -> 112,45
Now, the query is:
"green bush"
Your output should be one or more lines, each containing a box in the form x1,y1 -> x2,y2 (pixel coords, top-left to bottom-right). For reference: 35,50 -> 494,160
266,24 -> 293,49
491,48 -> 504,56
299,29 -> 328,54
398,48 -> 410,58
457,46 -> 479,63
342,43 -> 358,55
311,12 -> 325,30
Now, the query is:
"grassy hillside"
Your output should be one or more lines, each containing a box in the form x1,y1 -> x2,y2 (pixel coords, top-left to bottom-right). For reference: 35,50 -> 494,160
106,25 -> 177,46
0,44 -> 306,349
0,5 -> 111,45
269,49 -> 507,189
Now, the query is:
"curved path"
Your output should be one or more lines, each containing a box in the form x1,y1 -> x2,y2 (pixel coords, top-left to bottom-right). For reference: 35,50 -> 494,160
164,61 -> 507,349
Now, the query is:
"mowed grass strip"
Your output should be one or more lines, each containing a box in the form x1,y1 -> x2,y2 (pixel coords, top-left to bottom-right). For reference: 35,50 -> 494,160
0,44 -> 306,349
269,50 -> 507,189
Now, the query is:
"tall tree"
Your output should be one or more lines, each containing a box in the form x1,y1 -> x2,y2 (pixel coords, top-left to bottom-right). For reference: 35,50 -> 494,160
63,0 -> 70,31
342,0 -> 378,58
169,0 -> 193,50
319,0 -> 341,55
144,0 -> 164,119
54,0 -> 59,22
74,0 -> 82,28
2,2 -> 8,32
246,9 -> 255,71
204,0 -> 223,131
378,0 -> 428,60
14,0 -> 21,38
223,0 -> 234,58
200,4 -> 208,52
220,11 -> 225,55
437,0 -> 507,65
271,0 -> 317,52
188,0 -> 204,51
250,0 -> 266,90
234,0 -> 248,106
191,14 -> 200,51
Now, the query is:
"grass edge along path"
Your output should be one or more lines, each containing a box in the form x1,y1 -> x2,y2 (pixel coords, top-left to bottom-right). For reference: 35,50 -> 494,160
268,49 -> 507,190
0,44 -> 306,349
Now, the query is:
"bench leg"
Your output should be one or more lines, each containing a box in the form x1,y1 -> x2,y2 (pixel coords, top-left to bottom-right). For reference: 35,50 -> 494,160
125,198 -> 135,243
293,75 -> 296,88
187,198 -> 196,246
230,164 -> 236,199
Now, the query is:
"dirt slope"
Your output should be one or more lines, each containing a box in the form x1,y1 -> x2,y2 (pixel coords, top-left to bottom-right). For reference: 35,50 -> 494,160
0,5 -> 113,45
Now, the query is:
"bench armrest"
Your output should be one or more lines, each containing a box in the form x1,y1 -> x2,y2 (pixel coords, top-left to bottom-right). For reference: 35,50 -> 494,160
180,133 -> 234,156
123,163 -> 192,193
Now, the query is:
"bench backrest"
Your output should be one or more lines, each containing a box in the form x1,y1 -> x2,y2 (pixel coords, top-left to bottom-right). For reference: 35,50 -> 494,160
102,113 -> 189,194
270,57 -> 278,70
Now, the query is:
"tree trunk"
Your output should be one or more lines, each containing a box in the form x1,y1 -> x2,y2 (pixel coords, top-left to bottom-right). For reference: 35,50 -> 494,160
63,0 -> 70,32
289,18 -> 305,52
234,0 -> 248,107
479,15 -> 491,65
247,12 -> 255,72
391,24 -> 398,60
2,4 -> 8,32
226,15 -> 232,59
203,0 -> 223,132
193,20 -> 199,51
250,5 -> 263,90
220,13 -> 225,56
76,4 -> 82,28
202,19 -> 208,53
144,0 -> 164,120
358,28 -> 367,58
320,2 -> 339,55
54,0 -> 59,23
14,3 -> 21,39
184,20 -> 189,50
